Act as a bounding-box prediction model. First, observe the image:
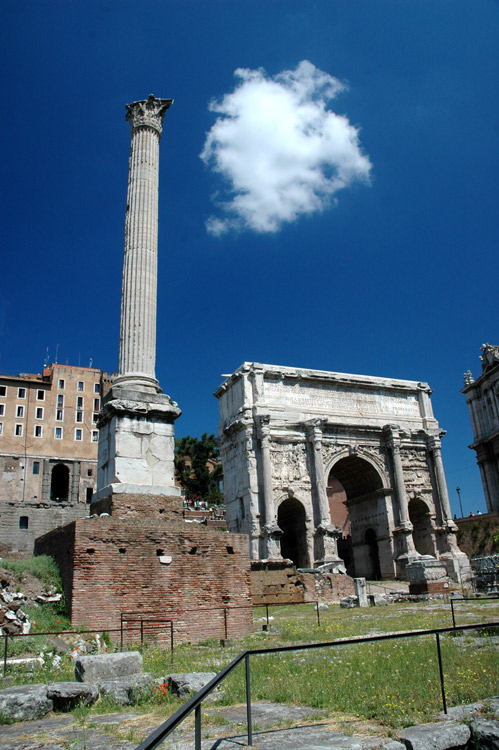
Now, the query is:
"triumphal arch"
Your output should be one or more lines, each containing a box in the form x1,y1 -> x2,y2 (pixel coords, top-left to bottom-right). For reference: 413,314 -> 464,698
215,363 -> 469,582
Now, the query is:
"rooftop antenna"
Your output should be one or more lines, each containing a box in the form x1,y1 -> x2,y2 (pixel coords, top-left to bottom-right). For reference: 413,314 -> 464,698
89,357 -> 93,368
55,343 -> 59,364
43,347 -> 50,367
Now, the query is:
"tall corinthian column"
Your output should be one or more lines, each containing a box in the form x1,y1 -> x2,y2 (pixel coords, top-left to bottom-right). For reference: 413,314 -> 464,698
115,94 -> 173,393
95,95 -> 181,503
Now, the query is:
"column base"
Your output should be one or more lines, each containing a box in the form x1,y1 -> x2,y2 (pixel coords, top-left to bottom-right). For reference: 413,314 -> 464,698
262,523 -> 283,560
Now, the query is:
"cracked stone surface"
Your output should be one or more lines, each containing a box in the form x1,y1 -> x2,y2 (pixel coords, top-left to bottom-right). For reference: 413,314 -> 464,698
1,699 -> 499,750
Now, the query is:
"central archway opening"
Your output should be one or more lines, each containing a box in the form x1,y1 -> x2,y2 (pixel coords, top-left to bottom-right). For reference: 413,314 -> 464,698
326,474 -> 352,573
50,463 -> 70,501
365,528 -> 381,579
328,455 -> 387,578
278,497 -> 308,568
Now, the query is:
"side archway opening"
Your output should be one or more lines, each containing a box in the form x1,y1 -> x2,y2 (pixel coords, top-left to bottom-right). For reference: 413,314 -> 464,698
278,497 -> 309,569
409,498 -> 435,556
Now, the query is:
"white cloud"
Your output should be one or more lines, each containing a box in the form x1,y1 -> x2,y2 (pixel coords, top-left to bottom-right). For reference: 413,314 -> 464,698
200,61 -> 372,236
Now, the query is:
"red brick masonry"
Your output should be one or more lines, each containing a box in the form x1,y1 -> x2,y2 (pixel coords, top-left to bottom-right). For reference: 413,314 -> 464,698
35,494 -> 253,644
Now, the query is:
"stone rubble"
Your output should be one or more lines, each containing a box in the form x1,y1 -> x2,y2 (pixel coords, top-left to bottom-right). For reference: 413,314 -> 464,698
0,564 -> 63,637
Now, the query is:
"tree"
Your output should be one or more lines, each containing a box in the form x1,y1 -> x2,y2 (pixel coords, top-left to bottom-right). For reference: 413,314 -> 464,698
174,433 -> 223,504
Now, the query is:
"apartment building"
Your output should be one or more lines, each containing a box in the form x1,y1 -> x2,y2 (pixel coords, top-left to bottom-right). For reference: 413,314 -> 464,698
0,363 -> 114,552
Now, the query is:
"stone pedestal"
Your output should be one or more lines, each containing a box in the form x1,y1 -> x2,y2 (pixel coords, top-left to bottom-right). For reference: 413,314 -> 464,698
95,385 -> 181,502
354,577 -> 368,607
314,522 -> 343,567
262,523 -> 283,560
406,556 -> 449,595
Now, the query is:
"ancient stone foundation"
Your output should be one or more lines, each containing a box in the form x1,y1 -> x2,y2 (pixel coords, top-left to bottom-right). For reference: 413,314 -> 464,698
35,495 -> 253,644
250,560 -> 355,606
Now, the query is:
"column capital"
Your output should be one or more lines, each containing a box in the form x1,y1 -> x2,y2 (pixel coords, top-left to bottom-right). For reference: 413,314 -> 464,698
306,418 -> 326,444
383,424 -> 401,448
256,414 -> 271,439
126,94 -> 173,137
427,435 -> 442,454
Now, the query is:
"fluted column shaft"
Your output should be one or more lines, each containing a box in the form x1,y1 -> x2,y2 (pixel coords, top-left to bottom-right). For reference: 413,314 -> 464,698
429,437 -> 453,524
116,95 -> 172,392
309,424 -> 331,525
392,441 -> 410,526
257,416 -> 275,527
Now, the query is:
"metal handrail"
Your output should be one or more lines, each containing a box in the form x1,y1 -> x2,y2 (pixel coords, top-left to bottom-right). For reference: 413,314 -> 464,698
136,619 -> 499,750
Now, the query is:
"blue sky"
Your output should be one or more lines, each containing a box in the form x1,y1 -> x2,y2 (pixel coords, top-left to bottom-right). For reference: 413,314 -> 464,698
2,1 -> 498,516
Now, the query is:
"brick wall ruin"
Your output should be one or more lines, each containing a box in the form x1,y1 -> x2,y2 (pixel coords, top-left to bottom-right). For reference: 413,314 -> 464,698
35,495 -> 253,644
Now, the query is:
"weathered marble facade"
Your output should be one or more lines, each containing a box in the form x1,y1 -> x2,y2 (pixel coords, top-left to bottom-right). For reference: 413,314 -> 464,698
215,363 -> 470,582
462,344 -> 499,514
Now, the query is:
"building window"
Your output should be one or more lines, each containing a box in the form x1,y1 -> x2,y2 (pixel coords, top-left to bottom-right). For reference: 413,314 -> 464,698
56,409 -> 63,421
33,461 -> 40,475
76,411 -> 83,423
18,388 -> 26,399
75,428 -> 83,441
92,430 -> 99,442
0,423 -> 3,435
55,427 -> 63,439
57,394 -> 64,407
16,405 -> 24,418
77,396 -> 83,410
34,425 -> 42,438
19,516 -> 29,530
93,412 -> 99,423
0,386 -> 6,397
94,383 -> 100,394
86,487 -> 93,503
37,390 -> 45,401
35,407 -> 44,420
0,404 -> 4,416
78,381 -> 84,392
58,379 -> 65,389
93,398 -> 100,411
15,424 -> 23,437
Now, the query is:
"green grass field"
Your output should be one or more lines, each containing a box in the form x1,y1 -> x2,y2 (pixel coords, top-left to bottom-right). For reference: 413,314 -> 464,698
2,580 -> 498,730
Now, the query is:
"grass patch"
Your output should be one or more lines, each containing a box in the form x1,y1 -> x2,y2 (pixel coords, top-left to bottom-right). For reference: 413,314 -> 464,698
2,598 -> 498,732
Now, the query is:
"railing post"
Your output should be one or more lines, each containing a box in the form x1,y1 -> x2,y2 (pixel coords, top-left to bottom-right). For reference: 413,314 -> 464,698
3,635 -> 8,677
224,608 -> 228,640
245,654 -> 253,746
120,615 -> 123,651
266,604 -> 269,629
140,619 -> 144,650
435,632 -> 447,714
450,598 -> 456,628
316,601 -> 321,627
194,703 -> 202,750
170,621 -> 174,663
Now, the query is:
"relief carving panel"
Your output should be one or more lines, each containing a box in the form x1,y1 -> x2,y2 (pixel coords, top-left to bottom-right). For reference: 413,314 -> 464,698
270,443 -> 309,484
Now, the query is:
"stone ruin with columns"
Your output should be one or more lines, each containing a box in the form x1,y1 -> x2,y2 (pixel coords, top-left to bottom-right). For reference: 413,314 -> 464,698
35,96 -> 253,643
215,362 -> 471,591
